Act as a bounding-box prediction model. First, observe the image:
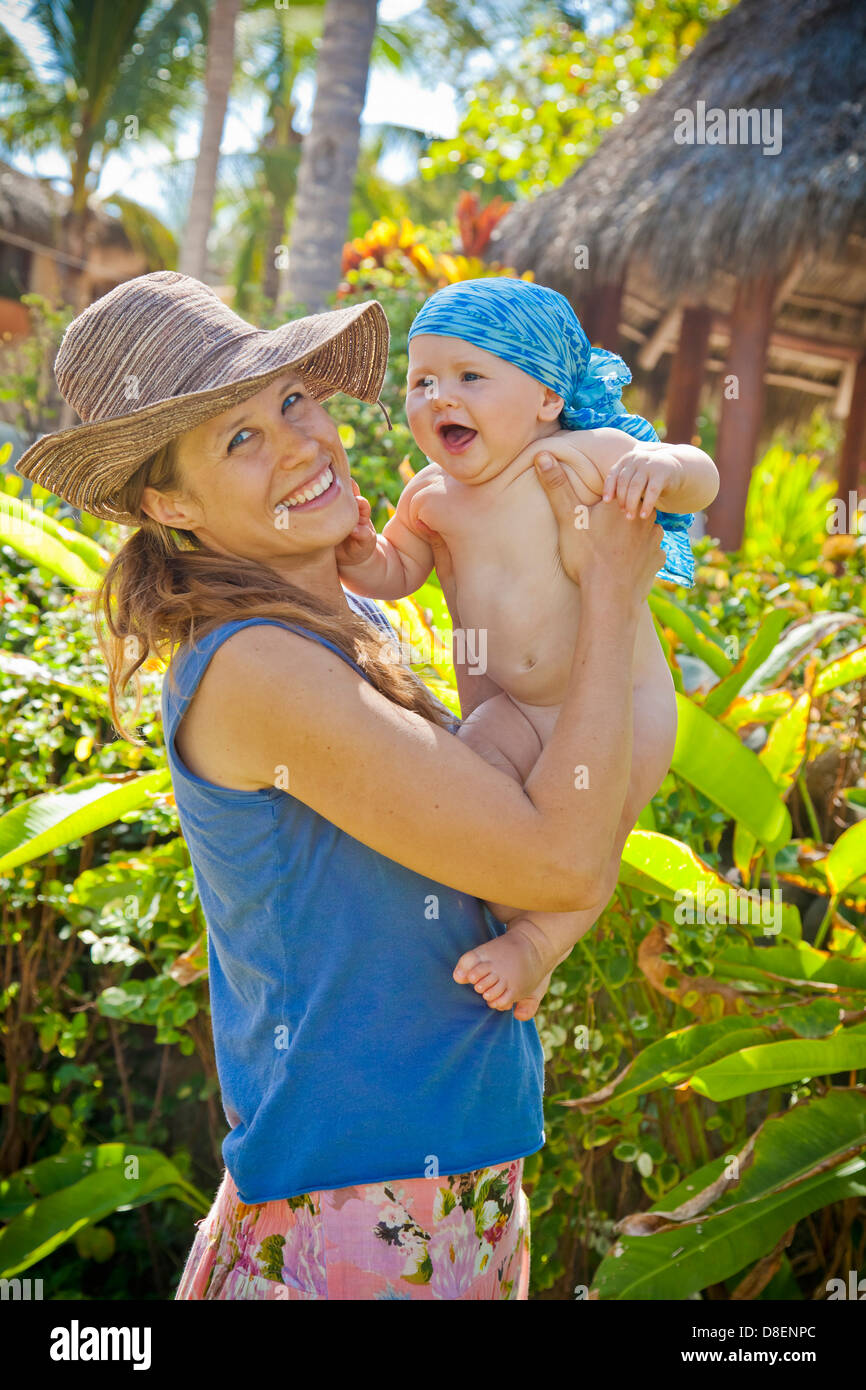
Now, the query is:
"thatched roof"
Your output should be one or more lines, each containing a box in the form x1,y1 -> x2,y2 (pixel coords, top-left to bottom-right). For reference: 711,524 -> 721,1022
0,159 -> 132,252
488,0 -> 866,298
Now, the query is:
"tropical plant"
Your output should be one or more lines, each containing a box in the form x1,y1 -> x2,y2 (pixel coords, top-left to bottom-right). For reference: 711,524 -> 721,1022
0,0 -> 208,302
2,261 -> 865,1296
423,0 -> 736,196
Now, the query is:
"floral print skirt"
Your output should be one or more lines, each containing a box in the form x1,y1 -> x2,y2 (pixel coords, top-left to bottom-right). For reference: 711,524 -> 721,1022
175,1159 -> 530,1301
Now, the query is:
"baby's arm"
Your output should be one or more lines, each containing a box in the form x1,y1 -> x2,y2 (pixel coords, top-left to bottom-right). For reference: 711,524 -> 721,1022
338,465 -> 438,600
546,428 -> 718,515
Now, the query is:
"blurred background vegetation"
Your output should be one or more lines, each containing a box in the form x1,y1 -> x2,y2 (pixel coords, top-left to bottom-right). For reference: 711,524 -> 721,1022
1,0 -> 865,1300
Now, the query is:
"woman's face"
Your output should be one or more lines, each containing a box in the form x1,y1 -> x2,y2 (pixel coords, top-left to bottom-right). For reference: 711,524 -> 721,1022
142,372 -> 360,568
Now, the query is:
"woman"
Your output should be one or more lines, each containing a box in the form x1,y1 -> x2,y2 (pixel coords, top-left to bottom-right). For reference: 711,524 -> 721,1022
16,271 -> 663,1301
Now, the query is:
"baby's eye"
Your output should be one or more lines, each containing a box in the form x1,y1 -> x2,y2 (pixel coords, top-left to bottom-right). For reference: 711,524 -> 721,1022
462,372 -> 481,381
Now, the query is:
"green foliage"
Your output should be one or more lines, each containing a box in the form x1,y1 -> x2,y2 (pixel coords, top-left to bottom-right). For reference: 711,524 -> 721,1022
0,0 -> 208,185
0,295 -> 75,443
2,272 -> 865,1299
0,1143 -> 208,1278
423,0 -> 736,195
742,443 -> 839,573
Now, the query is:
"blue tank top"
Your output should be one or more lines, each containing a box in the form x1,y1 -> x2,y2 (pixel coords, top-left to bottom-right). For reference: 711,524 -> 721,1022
161,591 -> 545,1203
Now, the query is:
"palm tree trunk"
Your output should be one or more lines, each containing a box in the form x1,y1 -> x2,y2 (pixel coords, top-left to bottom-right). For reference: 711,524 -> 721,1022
178,0 -> 241,280
286,0 -> 379,313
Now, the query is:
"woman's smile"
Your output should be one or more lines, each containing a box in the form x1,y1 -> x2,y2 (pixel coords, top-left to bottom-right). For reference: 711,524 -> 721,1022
274,461 -> 341,516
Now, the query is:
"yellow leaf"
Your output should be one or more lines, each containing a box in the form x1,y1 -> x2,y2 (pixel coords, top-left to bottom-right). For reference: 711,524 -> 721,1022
74,736 -> 94,761
437,254 -> 462,283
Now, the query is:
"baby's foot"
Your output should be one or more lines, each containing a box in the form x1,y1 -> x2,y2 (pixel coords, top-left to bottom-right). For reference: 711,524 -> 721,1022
453,918 -> 552,1013
512,972 -> 553,1023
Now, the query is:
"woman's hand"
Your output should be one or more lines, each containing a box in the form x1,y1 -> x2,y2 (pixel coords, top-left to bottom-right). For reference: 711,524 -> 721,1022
334,477 -> 378,569
534,452 -> 664,603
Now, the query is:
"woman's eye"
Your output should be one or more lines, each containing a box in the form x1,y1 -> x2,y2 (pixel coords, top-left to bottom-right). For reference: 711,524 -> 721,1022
227,428 -> 252,453
226,391 -> 303,453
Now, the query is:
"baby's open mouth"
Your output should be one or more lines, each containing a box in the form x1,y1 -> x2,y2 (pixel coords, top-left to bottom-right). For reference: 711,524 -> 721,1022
438,424 -> 477,452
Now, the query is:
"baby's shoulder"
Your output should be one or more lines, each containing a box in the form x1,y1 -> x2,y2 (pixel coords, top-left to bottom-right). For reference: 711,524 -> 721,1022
398,459 -> 446,496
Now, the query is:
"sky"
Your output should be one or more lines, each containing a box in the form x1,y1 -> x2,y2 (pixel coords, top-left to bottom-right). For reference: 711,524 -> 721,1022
1,0 -> 463,222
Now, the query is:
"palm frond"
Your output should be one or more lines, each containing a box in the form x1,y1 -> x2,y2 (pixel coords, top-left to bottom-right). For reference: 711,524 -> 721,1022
97,190 -> 177,268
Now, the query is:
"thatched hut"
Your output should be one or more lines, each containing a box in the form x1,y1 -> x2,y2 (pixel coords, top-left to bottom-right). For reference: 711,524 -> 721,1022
0,159 -> 150,326
488,0 -> 866,549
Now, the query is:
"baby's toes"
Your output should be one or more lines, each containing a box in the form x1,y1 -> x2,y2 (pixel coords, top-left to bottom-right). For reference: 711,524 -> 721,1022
453,948 -> 484,984
481,976 -> 513,1008
512,996 -> 541,1022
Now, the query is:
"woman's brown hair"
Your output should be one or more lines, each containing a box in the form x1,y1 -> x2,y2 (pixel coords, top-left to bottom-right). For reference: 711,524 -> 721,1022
93,436 -> 454,744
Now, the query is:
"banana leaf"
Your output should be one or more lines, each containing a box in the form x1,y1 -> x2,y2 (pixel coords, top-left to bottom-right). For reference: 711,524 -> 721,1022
0,1144 -> 208,1277
671,696 -> 791,851
591,1089 -> 866,1299
702,608 -> 792,717
687,1025 -> 866,1101
0,768 -> 171,872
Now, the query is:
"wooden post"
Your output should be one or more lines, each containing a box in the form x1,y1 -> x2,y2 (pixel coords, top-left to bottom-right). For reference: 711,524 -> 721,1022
583,279 -> 624,354
664,304 -> 712,443
706,274 -> 776,552
591,279 -> 624,356
837,352 -> 866,500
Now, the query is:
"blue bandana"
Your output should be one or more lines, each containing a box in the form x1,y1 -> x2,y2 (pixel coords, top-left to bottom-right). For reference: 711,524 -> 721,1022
408,277 -> 694,588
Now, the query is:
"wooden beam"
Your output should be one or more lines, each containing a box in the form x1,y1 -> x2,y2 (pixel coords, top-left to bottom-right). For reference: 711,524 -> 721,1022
638,306 -> 680,371
837,352 -> 866,499
707,274 -> 777,552
711,314 -> 861,363
664,305 -> 712,443
704,361 -> 839,394
619,324 -> 647,344
833,358 -> 857,419
786,291 -> 864,318
771,257 -> 804,314
763,373 -> 836,396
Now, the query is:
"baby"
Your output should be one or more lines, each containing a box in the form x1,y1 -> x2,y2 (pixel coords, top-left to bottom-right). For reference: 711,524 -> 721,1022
338,277 -> 719,1019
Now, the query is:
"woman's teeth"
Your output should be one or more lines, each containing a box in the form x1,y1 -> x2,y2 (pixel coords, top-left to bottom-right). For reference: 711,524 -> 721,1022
275,464 -> 334,513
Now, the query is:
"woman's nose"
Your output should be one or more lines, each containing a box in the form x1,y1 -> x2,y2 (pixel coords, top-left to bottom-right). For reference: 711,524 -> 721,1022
274,420 -> 319,466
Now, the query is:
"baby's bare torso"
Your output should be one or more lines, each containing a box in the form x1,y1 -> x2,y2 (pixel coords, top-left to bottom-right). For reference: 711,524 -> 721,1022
412,450 -> 604,707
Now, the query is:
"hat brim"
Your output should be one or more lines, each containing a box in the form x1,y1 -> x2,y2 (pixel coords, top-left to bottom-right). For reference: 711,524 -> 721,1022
14,298 -> 390,527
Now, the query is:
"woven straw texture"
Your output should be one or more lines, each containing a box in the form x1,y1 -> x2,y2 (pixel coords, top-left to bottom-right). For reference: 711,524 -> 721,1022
14,271 -> 389,526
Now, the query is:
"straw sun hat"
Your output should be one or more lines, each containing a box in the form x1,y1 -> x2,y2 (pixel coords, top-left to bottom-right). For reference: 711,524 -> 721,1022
14,270 -> 391,528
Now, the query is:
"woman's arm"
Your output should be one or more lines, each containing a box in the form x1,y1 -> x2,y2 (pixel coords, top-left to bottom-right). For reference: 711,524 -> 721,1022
195,463 -> 664,913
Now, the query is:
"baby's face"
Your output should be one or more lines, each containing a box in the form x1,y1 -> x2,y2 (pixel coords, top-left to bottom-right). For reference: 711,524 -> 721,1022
406,334 -> 562,483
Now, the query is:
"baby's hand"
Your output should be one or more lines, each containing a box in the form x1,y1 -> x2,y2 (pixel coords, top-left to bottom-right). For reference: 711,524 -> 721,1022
602,445 -> 684,519
335,477 -> 378,569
